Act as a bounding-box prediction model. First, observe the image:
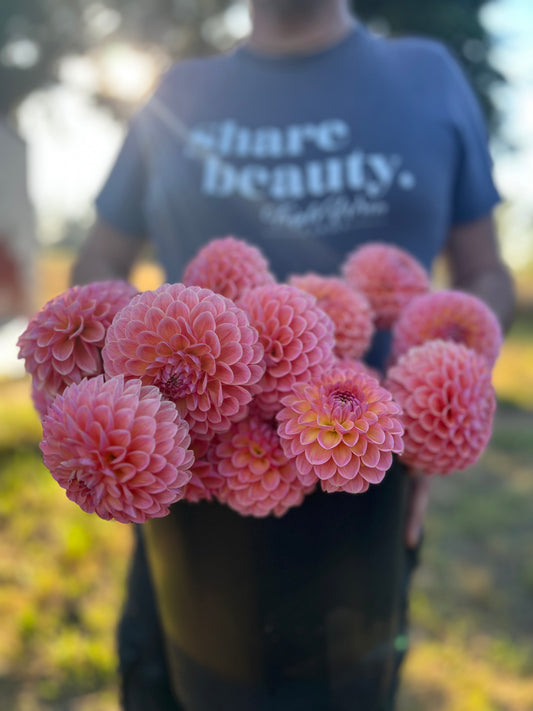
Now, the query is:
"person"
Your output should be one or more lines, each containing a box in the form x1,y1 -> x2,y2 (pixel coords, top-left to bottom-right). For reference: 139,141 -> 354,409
72,1 -> 515,708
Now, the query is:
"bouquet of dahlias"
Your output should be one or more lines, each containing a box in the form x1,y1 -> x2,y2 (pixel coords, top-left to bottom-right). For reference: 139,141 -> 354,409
18,238 -> 501,523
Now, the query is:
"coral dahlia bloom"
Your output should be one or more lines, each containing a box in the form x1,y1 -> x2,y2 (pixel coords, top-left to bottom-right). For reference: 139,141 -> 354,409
183,236 -> 276,300
342,243 -> 430,329
386,340 -> 496,475
335,358 -> 383,383
40,375 -> 194,523
103,283 -> 264,438
239,284 -> 336,418
288,273 -> 375,359
391,290 -> 502,367
18,280 -> 138,418
210,416 -> 313,517
277,368 -> 404,494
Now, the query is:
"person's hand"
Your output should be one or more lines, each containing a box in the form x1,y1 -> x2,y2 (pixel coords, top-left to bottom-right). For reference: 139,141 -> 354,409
404,469 -> 431,549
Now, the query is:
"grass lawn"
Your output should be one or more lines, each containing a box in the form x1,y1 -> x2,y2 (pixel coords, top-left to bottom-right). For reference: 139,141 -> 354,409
1,249 -> 532,710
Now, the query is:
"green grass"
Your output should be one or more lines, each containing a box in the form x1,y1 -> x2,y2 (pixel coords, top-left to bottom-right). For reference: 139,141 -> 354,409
0,441 -> 131,709
398,407 -> 533,711
2,396 -> 532,710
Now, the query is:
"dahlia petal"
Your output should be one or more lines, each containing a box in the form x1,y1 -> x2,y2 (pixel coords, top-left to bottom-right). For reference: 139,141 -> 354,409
317,429 -> 341,450
341,430 -> 360,447
313,459 -> 337,480
127,450 -> 152,471
329,476 -> 369,494
331,443 -> 353,467
295,453 -> 313,476
53,356 -> 76,377
305,442 -> 331,465
73,340 -> 101,373
300,428 -> 320,445
82,321 -> 107,343
361,444 -> 381,469
263,469 -> 281,491
250,457 -> 271,476
377,450 -> 395,471
214,361 -> 236,385
282,417 -> 305,437
359,464 -> 387,485
193,310 -> 217,336
52,339 -> 75,362
299,410 -> 319,425
269,359 -> 292,377
366,425 -> 386,445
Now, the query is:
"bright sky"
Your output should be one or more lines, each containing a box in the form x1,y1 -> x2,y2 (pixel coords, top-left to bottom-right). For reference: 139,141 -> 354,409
16,0 -> 533,267
482,0 -> 533,264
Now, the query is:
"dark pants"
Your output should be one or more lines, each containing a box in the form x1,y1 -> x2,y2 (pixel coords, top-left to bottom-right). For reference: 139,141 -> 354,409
118,462 -> 420,711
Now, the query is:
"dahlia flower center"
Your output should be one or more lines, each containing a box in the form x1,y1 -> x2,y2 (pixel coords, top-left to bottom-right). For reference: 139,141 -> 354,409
156,363 -> 198,401
251,443 -> 265,457
328,387 -> 364,420
438,323 -> 467,343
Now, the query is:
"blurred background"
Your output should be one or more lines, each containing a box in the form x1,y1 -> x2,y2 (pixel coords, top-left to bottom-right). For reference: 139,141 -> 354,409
0,1 -> 532,709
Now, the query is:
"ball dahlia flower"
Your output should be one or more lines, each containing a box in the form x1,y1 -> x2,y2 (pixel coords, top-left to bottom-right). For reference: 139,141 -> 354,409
18,280 -> 138,418
238,284 -> 336,418
386,340 -> 496,475
103,283 -> 264,438
335,357 -> 383,383
277,367 -> 404,494
40,375 -> 194,523
342,243 -> 430,329
288,273 -> 375,360
209,415 -> 313,517
183,236 -> 276,300
391,290 -> 502,367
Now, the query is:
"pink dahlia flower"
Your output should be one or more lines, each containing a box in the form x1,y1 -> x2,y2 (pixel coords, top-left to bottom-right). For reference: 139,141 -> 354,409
342,243 -> 430,329
385,340 -> 496,475
209,415 -> 313,517
18,280 -> 138,418
288,273 -> 375,360
335,357 -> 383,383
238,284 -> 336,418
277,368 -> 404,494
40,375 -> 194,523
182,438 -> 225,503
103,283 -> 264,438
391,290 -> 502,367
183,236 -> 276,300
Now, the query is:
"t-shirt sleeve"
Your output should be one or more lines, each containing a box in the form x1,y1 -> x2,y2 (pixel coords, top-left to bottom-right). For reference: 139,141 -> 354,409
95,113 -> 148,240
443,49 -> 501,225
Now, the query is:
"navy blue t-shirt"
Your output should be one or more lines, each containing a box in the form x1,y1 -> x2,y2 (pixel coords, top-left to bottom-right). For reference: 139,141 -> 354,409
97,24 -> 499,286
100,27 -> 501,708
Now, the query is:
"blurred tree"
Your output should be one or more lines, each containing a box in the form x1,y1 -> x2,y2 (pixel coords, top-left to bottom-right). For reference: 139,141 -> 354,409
0,0 -> 229,115
355,0 -> 502,131
1,0 -> 501,128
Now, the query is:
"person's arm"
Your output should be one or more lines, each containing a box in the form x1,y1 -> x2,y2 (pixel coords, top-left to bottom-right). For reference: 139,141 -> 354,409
446,213 -> 515,332
405,212 -> 516,548
71,218 -> 145,286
